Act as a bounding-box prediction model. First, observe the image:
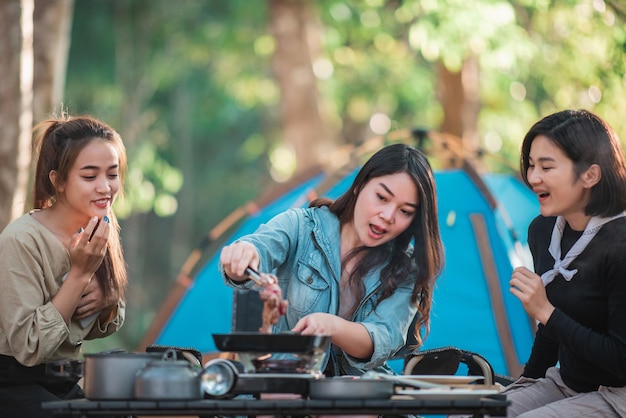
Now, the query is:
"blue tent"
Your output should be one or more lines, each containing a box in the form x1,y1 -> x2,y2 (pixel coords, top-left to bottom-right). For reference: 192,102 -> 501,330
140,148 -> 540,378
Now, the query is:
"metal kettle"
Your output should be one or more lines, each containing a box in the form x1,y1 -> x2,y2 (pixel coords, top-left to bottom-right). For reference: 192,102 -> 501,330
134,349 -> 203,400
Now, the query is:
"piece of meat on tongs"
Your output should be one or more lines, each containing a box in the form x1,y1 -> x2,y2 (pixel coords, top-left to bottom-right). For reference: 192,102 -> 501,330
245,267 -> 288,334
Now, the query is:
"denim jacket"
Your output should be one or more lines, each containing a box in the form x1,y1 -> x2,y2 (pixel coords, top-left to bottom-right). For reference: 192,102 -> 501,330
222,206 -> 418,375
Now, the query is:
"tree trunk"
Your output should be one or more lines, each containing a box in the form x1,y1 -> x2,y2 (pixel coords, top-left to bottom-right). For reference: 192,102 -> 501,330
0,0 -> 34,231
436,56 -> 481,168
0,0 -> 74,232
33,0 -> 74,122
269,0 -> 328,175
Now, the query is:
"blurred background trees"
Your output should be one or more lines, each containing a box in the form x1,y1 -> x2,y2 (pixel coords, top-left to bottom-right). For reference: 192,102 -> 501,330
1,0 -> 625,352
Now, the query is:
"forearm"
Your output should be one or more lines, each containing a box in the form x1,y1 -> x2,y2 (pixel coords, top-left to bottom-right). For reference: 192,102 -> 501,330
522,324 -> 558,378
332,320 -> 374,360
543,308 -> 626,379
51,270 -> 91,324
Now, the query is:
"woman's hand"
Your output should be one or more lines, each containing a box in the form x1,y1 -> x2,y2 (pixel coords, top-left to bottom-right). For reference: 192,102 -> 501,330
510,266 -> 555,324
68,216 -> 110,282
292,312 -> 340,336
220,241 -> 260,282
74,279 -> 118,320
292,313 -> 374,359
53,216 -> 111,324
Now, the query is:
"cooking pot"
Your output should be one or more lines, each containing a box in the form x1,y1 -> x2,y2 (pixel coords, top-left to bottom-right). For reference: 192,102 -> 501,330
135,350 -> 203,400
83,350 -> 162,400
308,376 -> 394,400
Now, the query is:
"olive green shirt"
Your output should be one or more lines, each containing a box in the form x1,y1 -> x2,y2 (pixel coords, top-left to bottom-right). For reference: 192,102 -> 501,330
0,213 -> 124,366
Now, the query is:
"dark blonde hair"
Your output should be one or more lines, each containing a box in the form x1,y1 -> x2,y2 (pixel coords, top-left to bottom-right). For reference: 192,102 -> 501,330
32,115 -> 128,300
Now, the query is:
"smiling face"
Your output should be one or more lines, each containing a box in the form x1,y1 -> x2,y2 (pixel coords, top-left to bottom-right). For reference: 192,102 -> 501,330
345,172 -> 418,248
53,139 -> 121,223
527,135 -> 596,230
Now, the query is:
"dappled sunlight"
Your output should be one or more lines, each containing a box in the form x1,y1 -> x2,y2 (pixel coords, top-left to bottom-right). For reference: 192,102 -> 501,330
254,35 -> 275,56
369,112 -> 391,135
509,82 -> 526,102
269,145 -> 297,182
154,194 -> 178,217
312,58 -> 334,79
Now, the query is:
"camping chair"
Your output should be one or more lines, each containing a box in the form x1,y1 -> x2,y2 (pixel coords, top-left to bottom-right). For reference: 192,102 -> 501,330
403,346 -> 516,386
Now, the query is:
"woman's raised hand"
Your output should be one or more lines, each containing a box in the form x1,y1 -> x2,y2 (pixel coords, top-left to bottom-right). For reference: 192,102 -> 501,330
68,216 -> 110,282
510,266 -> 555,325
220,241 -> 260,282
53,216 -> 111,324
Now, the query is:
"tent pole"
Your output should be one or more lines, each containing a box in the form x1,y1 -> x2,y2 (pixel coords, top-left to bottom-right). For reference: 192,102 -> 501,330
470,213 -> 524,378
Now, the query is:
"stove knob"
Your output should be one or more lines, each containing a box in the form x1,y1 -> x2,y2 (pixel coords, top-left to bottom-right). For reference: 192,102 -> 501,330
201,359 -> 240,398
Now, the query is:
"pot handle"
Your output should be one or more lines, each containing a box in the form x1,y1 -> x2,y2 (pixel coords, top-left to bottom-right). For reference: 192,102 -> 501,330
146,344 -> 203,365
159,348 -> 202,367
161,349 -> 179,361
181,351 -> 201,366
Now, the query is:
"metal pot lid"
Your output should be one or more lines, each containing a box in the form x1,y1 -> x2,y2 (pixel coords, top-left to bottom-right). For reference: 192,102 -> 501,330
84,350 -> 161,359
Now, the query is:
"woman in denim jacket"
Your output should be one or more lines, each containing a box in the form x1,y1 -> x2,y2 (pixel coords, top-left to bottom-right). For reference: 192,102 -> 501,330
220,143 -> 444,376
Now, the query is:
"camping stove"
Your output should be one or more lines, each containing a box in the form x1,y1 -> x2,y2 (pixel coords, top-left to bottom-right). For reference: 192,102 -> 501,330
231,372 -> 320,396
203,357 -> 323,397
207,333 -> 331,397
230,352 -> 324,396
236,350 -> 326,374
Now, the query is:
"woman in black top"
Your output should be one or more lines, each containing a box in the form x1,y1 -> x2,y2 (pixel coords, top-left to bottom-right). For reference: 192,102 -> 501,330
505,109 -> 626,417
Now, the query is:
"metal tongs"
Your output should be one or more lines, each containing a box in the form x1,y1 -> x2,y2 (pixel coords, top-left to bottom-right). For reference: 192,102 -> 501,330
363,371 -> 450,389
245,266 -> 277,289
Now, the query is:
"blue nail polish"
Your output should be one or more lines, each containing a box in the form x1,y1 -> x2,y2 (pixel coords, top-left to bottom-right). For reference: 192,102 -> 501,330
78,227 -> 83,233
103,215 -> 110,223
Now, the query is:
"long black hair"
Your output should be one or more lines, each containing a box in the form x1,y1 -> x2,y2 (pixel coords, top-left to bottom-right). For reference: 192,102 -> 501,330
310,143 -> 444,346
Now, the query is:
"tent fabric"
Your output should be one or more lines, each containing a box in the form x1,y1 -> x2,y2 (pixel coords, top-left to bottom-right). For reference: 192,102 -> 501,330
151,173 -> 326,353
422,171 -> 538,376
150,167 -> 539,377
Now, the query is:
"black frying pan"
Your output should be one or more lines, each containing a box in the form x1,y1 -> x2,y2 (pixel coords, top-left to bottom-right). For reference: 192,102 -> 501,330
212,333 -> 330,353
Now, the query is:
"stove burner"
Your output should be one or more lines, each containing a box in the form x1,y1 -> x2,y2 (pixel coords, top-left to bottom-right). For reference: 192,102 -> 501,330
231,373 -> 320,396
212,333 -> 330,374
236,351 -> 325,374
252,359 -> 313,374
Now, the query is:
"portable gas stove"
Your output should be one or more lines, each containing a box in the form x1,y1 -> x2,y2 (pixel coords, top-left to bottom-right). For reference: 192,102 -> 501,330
231,372 -> 319,396
206,333 -> 331,397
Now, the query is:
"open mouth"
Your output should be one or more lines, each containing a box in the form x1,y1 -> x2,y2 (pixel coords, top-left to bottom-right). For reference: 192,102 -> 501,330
370,224 -> 386,236
94,198 -> 110,206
